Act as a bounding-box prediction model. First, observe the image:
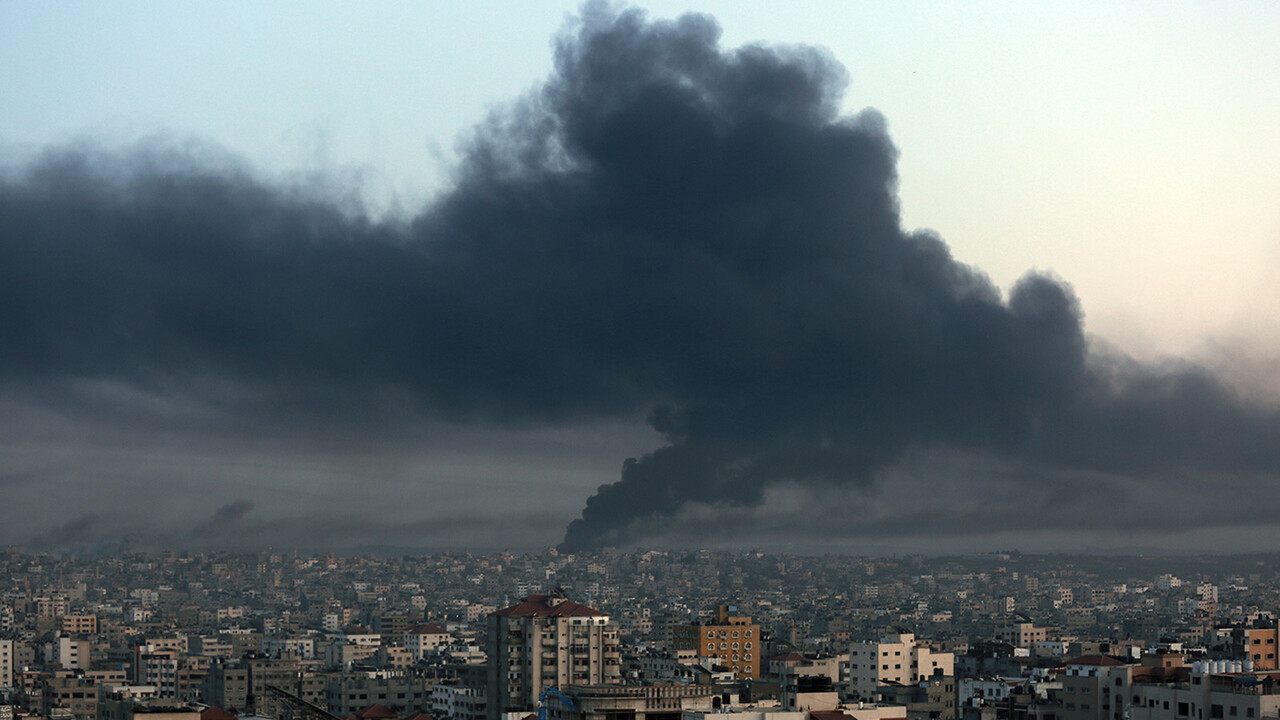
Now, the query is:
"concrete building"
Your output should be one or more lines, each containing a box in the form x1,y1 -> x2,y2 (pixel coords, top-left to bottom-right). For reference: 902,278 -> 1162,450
1231,627 -> 1280,671
781,676 -> 841,713
994,623 -> 1049,650
56,637 -> 91,671
133,646 -> 180,697
0,639 -> 12,690
405,623 -> 451,662
541,684 -> 722,720
432,680 -> 487,720
1127,662 -> 1280,720
325,672 -> 435,716
60,616 -> 98,635
849,633 -> 954,700
41,674 -> 100,720
485,592 -> 620,720
99,698 -> 200,720
876,675 -> 957,720
671,605 -> 762,681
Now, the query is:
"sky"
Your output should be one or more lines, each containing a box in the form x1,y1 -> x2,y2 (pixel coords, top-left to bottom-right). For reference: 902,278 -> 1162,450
1,1 -> 1279,555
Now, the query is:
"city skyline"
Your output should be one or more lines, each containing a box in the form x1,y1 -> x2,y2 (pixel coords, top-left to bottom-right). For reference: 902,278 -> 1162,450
1,3 -> 1279,554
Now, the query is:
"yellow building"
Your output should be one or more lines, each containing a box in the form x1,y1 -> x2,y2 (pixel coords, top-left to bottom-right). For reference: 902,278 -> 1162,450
672,605 -> 760,680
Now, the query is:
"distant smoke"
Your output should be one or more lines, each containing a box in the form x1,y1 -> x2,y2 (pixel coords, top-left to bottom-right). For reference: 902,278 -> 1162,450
1,5 -> 1277,551
29,513 -> 100,549
191,499 -> 254,538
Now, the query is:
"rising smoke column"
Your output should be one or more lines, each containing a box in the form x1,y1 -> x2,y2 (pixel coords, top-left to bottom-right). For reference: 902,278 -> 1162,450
530,7 -> 1280,549
1,5 -> 1277,551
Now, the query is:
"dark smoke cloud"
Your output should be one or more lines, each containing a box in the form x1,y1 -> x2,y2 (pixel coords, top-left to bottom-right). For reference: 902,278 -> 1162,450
190,498 -> 254,538
29,513 -> 100,549
1,5 -> 1277,551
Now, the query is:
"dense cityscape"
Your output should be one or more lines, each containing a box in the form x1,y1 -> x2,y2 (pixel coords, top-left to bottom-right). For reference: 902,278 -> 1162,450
4,549 -> 1280,720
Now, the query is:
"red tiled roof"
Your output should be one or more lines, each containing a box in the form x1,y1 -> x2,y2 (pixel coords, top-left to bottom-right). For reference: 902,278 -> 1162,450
407,622 -> 448,635
402,713 -> 435,720
356,704 -> 399,719
493,594 -> 605,617
201,708 -> 238,720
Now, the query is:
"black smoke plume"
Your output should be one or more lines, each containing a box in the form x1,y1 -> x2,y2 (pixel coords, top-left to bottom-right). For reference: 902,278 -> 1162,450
1,5 -> 1277,550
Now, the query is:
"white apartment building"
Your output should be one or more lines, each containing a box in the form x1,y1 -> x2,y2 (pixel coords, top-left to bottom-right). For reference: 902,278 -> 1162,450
56,636 -> 90,670
848,632 -> 954,699
405,623 -> 452,662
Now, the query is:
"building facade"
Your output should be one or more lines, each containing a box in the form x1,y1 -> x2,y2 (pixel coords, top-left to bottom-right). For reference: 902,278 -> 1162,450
671,605 -> 761,681
849,632 -> 954,700
485,592 -> 620,720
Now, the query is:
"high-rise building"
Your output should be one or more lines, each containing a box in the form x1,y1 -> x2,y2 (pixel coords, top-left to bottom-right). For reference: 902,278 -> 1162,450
485,592 -> 620,720
671,605 -> 761,680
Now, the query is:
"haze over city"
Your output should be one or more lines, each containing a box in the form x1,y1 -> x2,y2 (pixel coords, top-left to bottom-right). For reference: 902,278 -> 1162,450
1,2 -> 1278,554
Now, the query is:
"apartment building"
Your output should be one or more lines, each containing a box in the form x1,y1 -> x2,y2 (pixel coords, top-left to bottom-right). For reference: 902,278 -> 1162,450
485,592 -> 620,720
849,632 -> 954,700
671,605 -> 762,681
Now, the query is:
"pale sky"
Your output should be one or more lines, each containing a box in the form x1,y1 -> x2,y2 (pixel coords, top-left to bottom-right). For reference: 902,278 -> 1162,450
2,2 -> 1278,553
